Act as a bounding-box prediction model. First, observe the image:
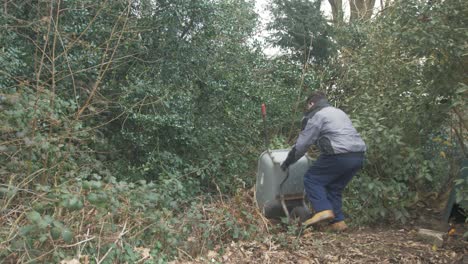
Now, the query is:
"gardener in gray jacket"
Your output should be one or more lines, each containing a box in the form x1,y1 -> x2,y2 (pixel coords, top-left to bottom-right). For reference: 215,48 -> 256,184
281,91 -> 366,231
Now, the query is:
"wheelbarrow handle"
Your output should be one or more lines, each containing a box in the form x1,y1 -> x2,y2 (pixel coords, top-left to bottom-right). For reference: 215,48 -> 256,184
261,103 -> 269,151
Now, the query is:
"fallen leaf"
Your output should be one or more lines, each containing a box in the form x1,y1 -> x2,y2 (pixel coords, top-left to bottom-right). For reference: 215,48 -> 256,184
60,259 -> 80,264
207,250 -> 218,258
80,255 -> 89,264
134,247 -> 152,260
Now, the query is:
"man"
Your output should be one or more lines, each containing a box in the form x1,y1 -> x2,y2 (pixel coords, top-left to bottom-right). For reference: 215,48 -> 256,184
281,91 -> 366,231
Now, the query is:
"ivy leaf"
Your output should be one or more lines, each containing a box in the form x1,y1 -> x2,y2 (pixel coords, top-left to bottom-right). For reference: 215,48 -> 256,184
62,229 -> 74,243
27,211 -> 42,223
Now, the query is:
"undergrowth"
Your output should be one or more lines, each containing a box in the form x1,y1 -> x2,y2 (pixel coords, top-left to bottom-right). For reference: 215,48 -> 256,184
1,183 -> 267,263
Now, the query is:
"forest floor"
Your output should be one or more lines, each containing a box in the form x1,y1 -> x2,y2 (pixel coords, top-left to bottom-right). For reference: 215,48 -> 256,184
175,226 -> 467,263
172,191 -> 468,264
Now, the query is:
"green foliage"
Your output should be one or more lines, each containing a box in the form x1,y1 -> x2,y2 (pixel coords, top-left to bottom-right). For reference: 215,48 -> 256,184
0,0 -> 274,261
1,0 -> 466,261
95,0 -> 269,195
326,0 -> 468,224
1,177 -> 263,262
268,0 -> 334,63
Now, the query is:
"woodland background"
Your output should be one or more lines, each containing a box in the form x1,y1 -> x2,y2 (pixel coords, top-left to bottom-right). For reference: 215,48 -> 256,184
0,0 -> 466,262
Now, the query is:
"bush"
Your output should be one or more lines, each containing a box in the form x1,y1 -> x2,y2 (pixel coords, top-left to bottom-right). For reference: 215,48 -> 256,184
328,0 -> 468,224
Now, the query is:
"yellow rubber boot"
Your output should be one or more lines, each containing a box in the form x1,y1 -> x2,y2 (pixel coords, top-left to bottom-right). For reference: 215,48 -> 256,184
303,210 -> 335,227
328,221 -> 348,232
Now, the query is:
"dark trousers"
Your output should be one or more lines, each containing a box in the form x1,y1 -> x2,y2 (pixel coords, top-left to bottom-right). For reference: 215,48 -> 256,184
304,152 -> 364,223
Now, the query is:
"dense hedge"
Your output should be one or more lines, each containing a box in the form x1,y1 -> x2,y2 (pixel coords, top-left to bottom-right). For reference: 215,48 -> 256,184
0,0 -> 466,262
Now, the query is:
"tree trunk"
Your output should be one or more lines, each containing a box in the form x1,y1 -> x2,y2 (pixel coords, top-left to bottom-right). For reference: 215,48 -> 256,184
350,0 -> 376,22
328,0 -> 343,24
364,0 -> 376,19
349,0 -> 360,22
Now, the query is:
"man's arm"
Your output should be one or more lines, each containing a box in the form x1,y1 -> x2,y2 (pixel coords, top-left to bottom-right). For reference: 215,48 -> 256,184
281,114 -> 324,170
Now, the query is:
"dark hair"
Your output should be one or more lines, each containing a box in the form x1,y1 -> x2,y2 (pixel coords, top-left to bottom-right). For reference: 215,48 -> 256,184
306,91 -> 326,104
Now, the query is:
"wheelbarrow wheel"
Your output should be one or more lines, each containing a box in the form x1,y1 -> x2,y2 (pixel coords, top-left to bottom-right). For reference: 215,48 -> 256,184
290,206 -> 312,223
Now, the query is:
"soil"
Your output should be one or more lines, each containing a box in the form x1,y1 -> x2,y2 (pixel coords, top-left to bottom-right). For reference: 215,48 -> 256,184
172,191 -> 467,264
174,225 -> 467,264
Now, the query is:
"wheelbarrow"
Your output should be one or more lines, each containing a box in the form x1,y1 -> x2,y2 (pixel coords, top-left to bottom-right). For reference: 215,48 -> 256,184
255,149 -> 312,222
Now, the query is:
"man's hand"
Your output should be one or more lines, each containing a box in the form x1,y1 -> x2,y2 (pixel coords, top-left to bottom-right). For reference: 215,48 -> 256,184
281,147 -> 297,172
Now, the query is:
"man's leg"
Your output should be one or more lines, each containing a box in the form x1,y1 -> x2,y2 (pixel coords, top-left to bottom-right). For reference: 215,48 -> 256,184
303,155 -> 343,222
326,175 -> 353,223
327,154 -> 364,223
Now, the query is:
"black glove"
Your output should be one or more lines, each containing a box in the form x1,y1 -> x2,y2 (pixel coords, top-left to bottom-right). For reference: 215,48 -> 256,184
281,147 -> 297,171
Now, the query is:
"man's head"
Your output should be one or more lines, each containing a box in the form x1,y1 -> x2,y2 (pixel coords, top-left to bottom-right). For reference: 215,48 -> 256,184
305,91 -> 327,111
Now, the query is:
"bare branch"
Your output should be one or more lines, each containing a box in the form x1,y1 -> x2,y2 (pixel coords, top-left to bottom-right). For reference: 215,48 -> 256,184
75,0 -> 132,120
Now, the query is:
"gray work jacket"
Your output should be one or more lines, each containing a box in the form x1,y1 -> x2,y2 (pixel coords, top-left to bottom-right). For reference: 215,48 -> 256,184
293,106 -> 366,160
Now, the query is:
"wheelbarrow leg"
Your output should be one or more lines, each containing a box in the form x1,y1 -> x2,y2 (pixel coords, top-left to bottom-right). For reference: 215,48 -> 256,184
280,195 -> 290,221
302,191 -> 310,212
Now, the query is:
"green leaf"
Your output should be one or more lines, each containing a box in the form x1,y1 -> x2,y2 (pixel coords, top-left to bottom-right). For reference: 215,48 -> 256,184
39,234 -> 48,243
27,211 -> 42,223
51,227 -> 61,240
62,229 -> 74,243
19,225 -> 35,236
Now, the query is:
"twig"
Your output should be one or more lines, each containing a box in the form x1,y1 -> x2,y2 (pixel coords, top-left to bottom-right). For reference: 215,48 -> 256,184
55,17 -> 78,105
95,220 -> 105,262
55,0 -> 109,61
31,0 -> 54,138
59,235 -> 96,248
42,0 -> 61,184
213,180 -> 225,206
78,228 -> 91,257
253,187 -> 270,233
24,248 -> 56,264
452,107 -> 468,132
75,0 -> 131,120
96,220 -> 128,264
54,53 -> 139,83
452,126 -> 467,157
2,168 -> 49,212
287,34 -> 314,142
177,248 -> 195,262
